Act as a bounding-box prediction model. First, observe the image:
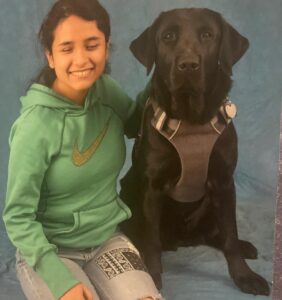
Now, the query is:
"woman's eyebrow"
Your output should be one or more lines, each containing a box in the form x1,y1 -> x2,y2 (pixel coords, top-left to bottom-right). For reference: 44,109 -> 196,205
85,36 -> 101,42
58,41 -> 73,47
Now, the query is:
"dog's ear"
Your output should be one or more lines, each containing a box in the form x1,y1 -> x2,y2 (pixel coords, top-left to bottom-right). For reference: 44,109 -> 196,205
130,16 -> 162,75
219,17 -> 249,76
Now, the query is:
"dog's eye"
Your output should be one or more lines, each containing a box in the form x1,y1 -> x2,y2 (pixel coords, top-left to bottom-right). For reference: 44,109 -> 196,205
162,31 -> 177,42
201,31 -> 213,40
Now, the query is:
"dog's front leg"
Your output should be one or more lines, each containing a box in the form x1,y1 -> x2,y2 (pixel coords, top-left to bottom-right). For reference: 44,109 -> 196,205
210,179 -> 270,295
142,182 -> 164,290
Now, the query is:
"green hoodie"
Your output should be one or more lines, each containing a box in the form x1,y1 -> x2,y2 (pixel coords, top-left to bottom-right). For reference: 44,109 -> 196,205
3,74 -> 136,299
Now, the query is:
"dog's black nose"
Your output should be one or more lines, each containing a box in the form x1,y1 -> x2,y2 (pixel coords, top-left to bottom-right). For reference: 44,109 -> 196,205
177,59 -> 200,72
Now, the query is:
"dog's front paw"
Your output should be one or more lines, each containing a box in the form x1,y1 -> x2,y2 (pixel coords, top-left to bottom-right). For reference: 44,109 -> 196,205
151,272 -> 162,290
234,271 -> 270,296
238,240 -> 258,259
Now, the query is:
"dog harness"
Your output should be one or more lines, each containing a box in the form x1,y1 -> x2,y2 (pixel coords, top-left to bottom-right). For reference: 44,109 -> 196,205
150,98 -> 237,203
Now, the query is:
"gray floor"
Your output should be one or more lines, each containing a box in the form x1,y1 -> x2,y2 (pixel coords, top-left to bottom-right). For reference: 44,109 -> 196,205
0,188 -> 274,300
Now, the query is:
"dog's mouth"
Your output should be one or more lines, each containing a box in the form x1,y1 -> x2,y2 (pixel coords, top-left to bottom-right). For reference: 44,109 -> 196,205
168,69 -> 204,92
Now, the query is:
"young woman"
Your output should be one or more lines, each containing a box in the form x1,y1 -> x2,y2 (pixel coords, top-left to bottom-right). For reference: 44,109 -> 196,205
3,1 -> 161,299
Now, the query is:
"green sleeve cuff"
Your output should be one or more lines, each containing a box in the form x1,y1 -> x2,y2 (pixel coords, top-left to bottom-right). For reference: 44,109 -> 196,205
35,250 -> 80,300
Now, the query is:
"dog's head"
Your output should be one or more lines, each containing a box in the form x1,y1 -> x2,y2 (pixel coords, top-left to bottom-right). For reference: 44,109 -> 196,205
130,8 -> 249,122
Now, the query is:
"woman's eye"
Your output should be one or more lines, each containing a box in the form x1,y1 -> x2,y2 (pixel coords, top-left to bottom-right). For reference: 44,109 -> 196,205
201,31 -> 213,40
87,44 -> 99,50
162,31 -> 177,42
61,48 -> 72,53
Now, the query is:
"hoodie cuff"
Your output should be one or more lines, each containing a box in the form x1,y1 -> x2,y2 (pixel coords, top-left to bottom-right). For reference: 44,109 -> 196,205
35,250 -> 80,300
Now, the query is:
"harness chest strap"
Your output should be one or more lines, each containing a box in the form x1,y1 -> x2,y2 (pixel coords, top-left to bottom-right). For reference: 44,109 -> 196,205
150,98 -> 236,203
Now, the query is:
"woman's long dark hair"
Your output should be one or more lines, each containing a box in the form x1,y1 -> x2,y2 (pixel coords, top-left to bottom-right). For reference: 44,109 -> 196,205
36,0 -> 111,87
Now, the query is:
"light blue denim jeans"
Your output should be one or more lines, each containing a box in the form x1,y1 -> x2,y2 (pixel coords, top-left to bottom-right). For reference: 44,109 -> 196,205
16,232 -> 163,300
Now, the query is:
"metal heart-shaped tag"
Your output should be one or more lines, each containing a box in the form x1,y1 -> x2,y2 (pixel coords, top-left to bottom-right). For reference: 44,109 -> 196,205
224,103 -> 237,119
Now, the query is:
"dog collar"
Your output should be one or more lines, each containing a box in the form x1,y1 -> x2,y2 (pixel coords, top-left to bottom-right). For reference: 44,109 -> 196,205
150,97 -> 237,138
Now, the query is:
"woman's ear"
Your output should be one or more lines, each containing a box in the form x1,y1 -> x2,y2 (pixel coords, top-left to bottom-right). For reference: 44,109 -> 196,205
45,50 -> 55,69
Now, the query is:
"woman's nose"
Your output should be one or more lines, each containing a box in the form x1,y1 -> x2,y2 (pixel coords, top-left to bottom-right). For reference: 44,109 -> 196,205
73,49 -> 89,66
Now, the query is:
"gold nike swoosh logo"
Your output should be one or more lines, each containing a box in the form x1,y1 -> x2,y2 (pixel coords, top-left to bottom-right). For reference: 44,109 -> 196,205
72,118 -> 111,167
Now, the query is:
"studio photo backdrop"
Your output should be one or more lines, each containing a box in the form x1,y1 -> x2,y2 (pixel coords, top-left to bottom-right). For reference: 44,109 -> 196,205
0,0 -> 281,299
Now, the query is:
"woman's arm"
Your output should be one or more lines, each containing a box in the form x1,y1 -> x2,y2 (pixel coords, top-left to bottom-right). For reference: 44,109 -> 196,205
3,107 -> 79,300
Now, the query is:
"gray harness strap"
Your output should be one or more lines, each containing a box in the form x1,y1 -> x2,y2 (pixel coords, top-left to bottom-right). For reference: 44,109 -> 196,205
150,98 -> 236,203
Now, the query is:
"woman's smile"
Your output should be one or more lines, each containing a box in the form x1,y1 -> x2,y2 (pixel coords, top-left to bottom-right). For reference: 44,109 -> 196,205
69,68 -> 95,79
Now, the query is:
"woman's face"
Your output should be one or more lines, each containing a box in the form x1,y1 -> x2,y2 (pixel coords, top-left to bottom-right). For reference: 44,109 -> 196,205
46,15 -> 109,103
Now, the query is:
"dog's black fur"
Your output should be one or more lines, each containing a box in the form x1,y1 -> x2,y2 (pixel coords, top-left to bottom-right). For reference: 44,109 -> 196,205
120,8 -> 270,296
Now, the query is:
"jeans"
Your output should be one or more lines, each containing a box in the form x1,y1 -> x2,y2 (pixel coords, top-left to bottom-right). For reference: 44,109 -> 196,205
16,232 -> 163,300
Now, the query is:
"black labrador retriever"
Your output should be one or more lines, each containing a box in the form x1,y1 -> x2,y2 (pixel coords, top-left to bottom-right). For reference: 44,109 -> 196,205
120,8 -> 270,296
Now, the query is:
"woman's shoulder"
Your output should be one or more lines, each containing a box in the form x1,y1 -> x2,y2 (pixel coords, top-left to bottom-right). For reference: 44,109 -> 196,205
94,74 -> 134,122
18,104 -> 63,129
95,74 -> 124,95
10,104 -> 65,146
18,83 -> 66,124
95,74 -> 135,103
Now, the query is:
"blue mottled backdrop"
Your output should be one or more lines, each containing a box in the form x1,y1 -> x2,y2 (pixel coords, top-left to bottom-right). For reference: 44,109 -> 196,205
0,0 -> 281,299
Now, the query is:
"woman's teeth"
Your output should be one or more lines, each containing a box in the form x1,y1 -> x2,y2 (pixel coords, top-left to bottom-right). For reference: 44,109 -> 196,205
71,69 -> 93,78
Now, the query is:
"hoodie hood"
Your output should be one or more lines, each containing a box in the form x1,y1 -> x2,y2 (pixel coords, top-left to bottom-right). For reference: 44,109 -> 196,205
20,83 -> 98,115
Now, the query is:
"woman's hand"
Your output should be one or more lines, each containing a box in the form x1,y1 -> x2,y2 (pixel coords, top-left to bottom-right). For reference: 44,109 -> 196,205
60,283 -> 93,300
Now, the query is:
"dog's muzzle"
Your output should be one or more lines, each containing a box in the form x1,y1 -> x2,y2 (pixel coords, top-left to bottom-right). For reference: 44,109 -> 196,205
176,55 -> 200,73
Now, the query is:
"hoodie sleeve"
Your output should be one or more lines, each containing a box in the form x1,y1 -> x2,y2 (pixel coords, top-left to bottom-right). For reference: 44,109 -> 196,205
3,106 -> 79,299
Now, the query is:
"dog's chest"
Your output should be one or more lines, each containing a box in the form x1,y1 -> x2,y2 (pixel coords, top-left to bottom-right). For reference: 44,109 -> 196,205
150,102 -> 230,203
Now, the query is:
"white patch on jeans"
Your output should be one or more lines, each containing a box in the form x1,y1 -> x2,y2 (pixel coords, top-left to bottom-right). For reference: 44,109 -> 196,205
96,247 -> 147,279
